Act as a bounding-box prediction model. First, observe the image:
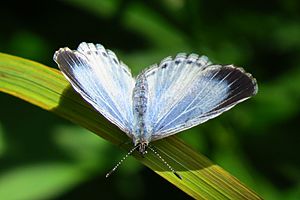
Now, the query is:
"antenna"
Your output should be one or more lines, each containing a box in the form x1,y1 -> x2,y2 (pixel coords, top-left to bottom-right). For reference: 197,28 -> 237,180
106,145 -> 139,178
147,145 -> 182,180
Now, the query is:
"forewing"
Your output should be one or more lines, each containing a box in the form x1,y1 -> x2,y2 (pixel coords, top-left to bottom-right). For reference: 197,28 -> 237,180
54,42 -> 135,137
144,54 -> 258,141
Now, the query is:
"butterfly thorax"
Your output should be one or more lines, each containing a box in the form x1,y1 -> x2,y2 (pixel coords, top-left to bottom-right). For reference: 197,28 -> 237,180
132,74 -> 151,154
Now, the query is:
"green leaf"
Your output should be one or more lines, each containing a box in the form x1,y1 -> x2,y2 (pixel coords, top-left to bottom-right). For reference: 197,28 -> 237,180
0,52 -> 262,199
0,163 -> 84,200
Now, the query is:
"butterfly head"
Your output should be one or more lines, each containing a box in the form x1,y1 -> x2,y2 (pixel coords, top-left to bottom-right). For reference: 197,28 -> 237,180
133,138 -> 149,155
137,141 -> 148,155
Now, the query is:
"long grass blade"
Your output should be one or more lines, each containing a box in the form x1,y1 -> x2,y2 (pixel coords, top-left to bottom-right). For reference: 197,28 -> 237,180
0,53 -> 262,199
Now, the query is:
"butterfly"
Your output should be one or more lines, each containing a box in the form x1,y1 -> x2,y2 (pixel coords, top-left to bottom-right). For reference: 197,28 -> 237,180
54,42 -> 258,179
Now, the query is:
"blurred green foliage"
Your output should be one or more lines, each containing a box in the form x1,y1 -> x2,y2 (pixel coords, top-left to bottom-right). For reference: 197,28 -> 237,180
0,0 -> 299,199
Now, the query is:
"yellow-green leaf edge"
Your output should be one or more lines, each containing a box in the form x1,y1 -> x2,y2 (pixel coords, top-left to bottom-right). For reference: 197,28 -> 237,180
0,53 -> 262,200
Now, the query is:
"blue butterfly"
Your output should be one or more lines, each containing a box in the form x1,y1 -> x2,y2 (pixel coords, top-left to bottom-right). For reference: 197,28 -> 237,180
54,42 -> 258,178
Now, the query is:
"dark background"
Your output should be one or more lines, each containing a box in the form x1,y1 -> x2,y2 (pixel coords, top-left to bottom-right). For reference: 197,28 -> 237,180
0,0 -> 300,199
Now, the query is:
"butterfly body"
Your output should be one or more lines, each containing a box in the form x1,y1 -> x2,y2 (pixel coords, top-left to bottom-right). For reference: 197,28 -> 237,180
133,73 -> 151,154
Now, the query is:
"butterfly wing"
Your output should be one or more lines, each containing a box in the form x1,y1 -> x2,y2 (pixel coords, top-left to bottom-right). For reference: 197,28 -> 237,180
54,42 -> 135,137
143,53 -> 258,141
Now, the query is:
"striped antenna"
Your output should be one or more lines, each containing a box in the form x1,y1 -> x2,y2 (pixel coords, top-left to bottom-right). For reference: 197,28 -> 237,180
148,145 -> 182,180
106,145 -> 139,178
